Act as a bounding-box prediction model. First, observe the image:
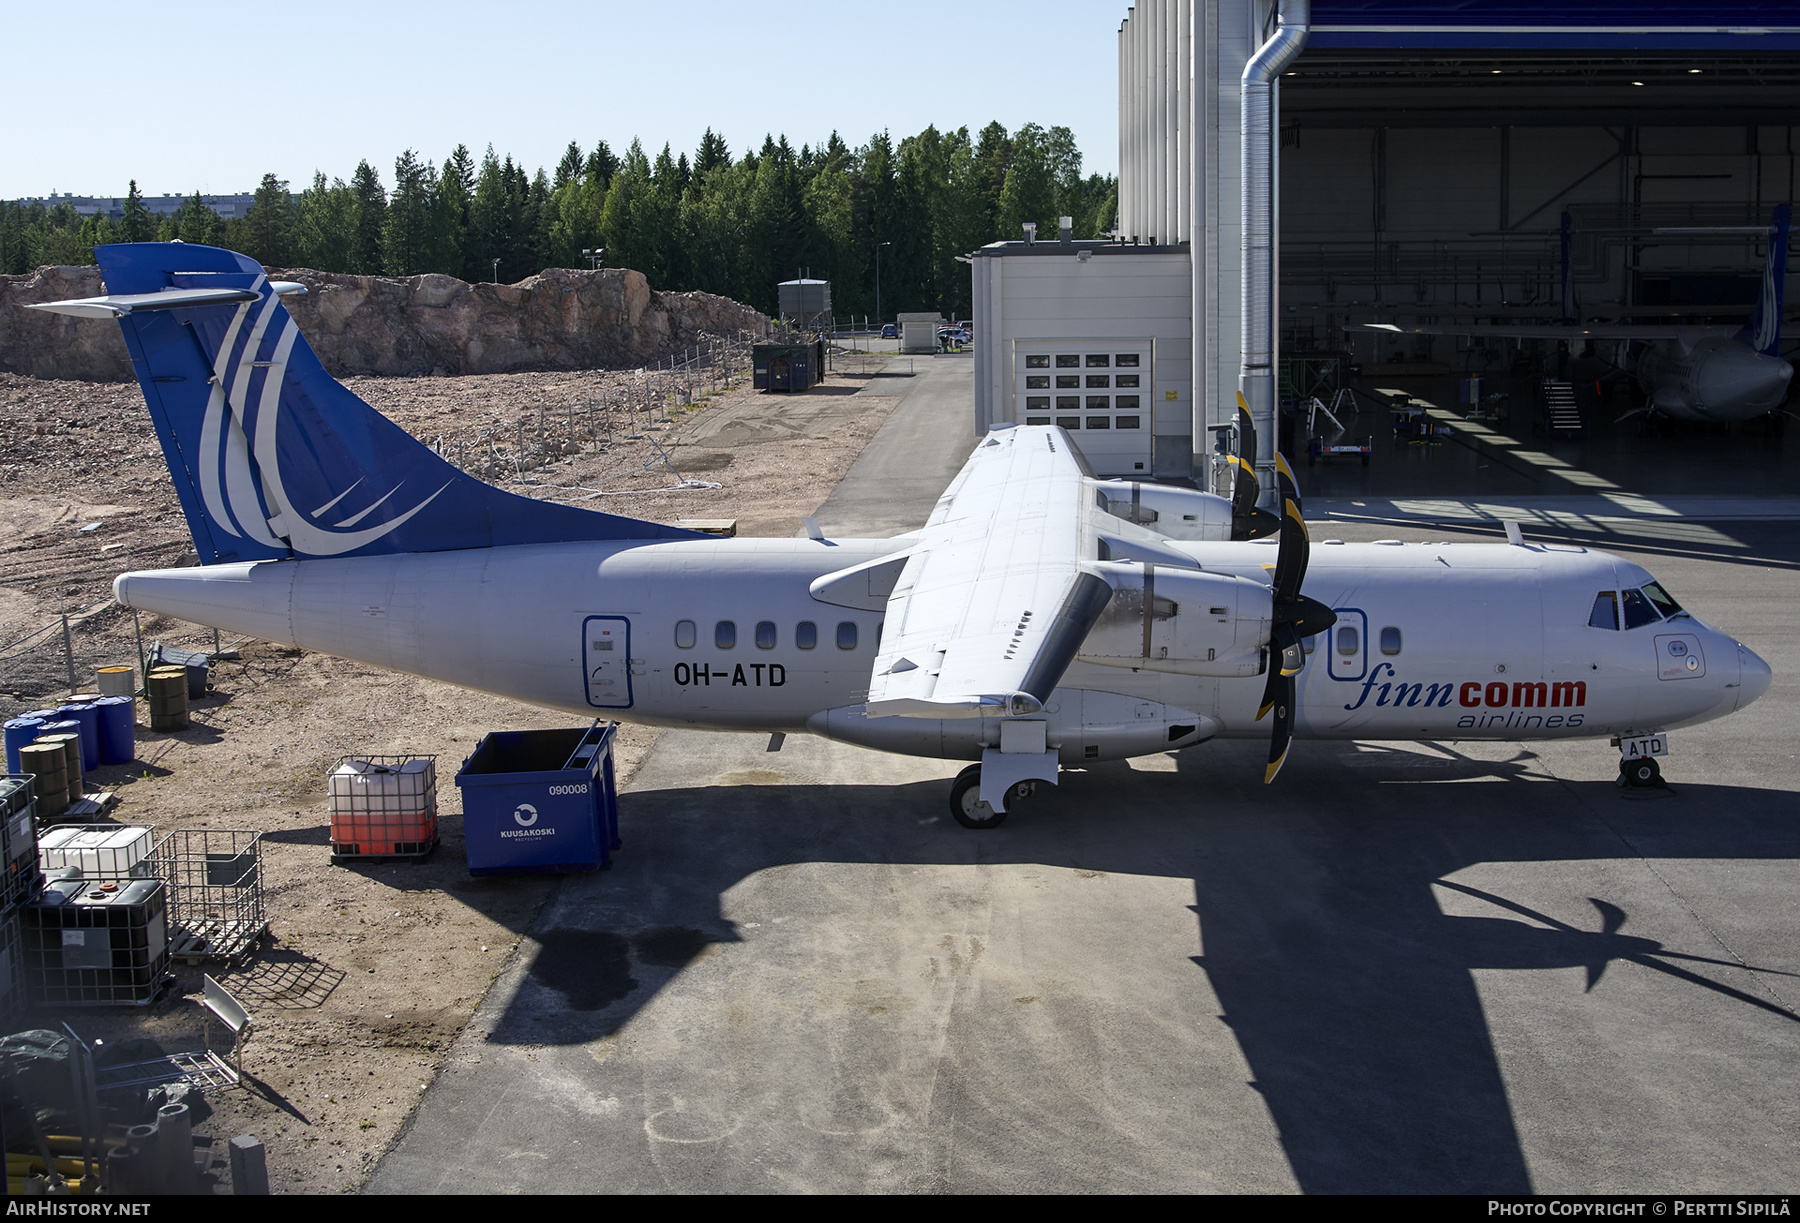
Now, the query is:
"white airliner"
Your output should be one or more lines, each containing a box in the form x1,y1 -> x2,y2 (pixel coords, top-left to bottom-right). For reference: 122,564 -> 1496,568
1353,205 -> 1794,424
31,243 -> 1773,827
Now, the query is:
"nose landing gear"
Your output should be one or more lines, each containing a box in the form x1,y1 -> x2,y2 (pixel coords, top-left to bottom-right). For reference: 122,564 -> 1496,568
1615,733 -> 1670,791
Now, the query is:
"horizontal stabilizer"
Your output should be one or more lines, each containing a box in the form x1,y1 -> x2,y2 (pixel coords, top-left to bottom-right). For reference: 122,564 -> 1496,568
26,282 -> 305,318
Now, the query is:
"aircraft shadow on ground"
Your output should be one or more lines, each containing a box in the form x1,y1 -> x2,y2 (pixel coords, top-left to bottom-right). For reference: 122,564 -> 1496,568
482,739 -> 1800,1194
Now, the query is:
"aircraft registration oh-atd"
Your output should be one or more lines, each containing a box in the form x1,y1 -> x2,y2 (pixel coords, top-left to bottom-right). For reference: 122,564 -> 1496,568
33,243 -> 1774,827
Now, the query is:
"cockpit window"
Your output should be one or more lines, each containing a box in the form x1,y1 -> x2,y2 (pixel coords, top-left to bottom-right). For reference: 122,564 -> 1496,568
1621,587 -> 1661,630
1588,592 -> 1619,630
1642,582 -> 1684,618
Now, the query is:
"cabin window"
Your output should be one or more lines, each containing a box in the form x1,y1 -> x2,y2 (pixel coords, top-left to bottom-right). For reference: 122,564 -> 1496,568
837,621 -> 858,650
755,621 -> 777,649
1642,581 -> 1684,618
796,621 -> 817,649
1622,587 -> 1661,630
1303,635 -> 1316,654
674,620 -> 696,649
1589,592 -> 1619,630
1380,627 -> 1402,655
715,621 -> 736,649
1336,625 -> 1359,655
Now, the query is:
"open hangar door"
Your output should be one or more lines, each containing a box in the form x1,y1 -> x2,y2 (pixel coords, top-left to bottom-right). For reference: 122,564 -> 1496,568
1274,5 -> 1800,451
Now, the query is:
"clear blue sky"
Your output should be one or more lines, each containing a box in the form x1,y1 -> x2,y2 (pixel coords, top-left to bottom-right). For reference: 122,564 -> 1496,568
5,1 -> 1121,199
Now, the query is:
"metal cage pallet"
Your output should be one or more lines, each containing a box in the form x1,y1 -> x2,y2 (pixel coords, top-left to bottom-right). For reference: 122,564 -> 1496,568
0,775 -> 42,911
22,877 -> 172,1007
158,828 -> 267,963
328,754 -> 439,863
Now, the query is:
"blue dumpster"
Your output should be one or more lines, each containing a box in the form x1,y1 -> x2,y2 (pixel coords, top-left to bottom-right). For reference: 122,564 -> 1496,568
455,721 -> 619,876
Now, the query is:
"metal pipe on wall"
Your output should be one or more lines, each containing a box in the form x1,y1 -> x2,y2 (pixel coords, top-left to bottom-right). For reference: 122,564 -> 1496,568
1239,0 -> 1309,505
1119,14 -> 1132,238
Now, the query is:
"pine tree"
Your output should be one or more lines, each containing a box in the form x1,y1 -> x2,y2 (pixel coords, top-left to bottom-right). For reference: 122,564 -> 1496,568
555,141 -> 584,190
384,149 -> 434,276
243,173 -> 292,267
121,180 -> 155,243
177,192 -> 220,247
349,161 -> 387,275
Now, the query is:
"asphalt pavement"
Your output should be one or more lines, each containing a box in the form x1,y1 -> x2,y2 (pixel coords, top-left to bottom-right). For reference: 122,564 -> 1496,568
369,351 -> 1800,1194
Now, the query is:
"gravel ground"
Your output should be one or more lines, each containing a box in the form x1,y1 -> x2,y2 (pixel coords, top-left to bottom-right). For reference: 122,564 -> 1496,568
0,355 -> 899,1192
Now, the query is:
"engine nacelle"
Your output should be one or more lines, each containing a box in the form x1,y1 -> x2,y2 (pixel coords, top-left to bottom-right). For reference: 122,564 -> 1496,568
1087,480 -> 1235,541
1077,561 -> 1270,677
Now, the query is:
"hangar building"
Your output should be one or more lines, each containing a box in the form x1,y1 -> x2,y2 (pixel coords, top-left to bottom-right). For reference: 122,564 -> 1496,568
972,1 -> 1800,486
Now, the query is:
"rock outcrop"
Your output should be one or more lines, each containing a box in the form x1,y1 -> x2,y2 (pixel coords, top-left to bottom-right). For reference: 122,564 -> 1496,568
0,264 -> 769,381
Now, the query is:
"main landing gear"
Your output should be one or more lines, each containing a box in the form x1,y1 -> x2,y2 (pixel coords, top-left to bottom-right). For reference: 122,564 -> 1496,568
948,764 -> 1036,830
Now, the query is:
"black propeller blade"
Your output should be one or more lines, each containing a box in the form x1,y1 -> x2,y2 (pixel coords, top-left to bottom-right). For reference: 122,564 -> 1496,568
1230,395 -> 1281,541
1256,449 -> 1338,784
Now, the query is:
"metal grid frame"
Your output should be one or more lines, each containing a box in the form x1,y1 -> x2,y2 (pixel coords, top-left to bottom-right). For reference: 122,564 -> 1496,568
0,778 -> 41,910
0,909 -> 26,1028
22,878 -> 172,1008
328,754 -> 438,859
159,829 -> 266,963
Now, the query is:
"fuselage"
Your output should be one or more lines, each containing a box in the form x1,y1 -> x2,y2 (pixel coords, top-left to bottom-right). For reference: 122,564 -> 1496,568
114,534 -> 1771,765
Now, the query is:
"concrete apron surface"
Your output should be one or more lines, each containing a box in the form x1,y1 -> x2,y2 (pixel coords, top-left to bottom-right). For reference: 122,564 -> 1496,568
369,352 -> 1800,1194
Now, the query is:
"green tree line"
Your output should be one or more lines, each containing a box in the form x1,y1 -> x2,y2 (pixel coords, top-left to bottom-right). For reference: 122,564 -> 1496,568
0,123 -> 1115,322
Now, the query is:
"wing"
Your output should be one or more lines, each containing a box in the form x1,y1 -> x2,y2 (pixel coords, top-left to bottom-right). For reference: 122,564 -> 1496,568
858,426 -> 1114,719
1348,321 -> 1731,342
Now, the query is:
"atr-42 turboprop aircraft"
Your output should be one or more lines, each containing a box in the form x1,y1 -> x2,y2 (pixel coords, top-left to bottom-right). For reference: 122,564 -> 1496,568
32,243 -> 1773,827
1354,205 -> 1794,425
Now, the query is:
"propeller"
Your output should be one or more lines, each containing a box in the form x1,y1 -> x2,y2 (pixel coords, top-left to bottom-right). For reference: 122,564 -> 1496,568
1229,395 -> 1281,541
1255,451 -> 1338,784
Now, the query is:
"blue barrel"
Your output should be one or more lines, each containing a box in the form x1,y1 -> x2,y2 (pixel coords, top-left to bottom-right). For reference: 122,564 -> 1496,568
4,718 -> 44,775
92,697 -> 135,766
21,709 -> 58,724
57,704 -> 100,773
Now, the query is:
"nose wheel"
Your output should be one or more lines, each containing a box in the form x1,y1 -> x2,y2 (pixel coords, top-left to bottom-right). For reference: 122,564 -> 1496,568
1619,757 -> 1665,789
948,764 -> 1034,829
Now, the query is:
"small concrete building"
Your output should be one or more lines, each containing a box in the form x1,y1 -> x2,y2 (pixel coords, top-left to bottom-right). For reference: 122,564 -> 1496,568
971,238 -> 1192,478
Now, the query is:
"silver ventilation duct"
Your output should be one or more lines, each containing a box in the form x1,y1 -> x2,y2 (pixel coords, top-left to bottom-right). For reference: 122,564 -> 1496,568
1239,0 -> 1310,505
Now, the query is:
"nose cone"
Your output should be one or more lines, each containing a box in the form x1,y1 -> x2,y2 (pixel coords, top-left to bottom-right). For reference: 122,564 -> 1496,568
1737,642 -> 1773,711
1698,345 -> 1794,415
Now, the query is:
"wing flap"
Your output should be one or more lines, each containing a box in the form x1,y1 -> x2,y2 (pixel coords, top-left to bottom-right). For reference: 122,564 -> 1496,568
864,426 -> 1111,719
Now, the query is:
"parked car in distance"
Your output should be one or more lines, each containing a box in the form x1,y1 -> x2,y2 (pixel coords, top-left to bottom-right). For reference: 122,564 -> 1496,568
880,324 -> 898,338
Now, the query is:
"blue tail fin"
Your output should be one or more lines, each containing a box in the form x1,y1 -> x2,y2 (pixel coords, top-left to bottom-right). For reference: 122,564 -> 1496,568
88,243 -> 698,562
1736,204 -> 1789,357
